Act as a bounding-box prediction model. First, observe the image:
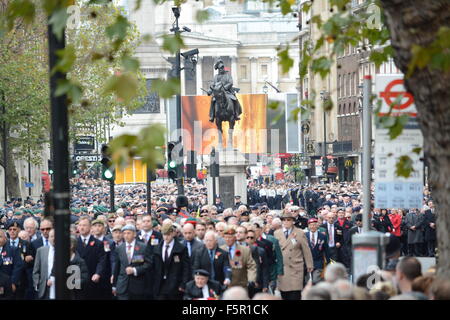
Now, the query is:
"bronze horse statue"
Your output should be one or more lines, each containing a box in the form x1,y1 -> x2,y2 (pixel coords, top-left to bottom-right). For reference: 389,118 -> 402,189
211,82 -> 236,149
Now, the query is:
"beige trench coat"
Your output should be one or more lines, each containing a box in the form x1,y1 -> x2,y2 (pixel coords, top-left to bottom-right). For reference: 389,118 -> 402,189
220,244 -> 256,288
274,227 -> 313,292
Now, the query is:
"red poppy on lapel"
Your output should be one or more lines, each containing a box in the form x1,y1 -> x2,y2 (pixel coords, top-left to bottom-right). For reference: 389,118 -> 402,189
215,252 -> 221,258
1,251 -> 6,256
345,225 -> 350,229
89,241 -> 95,246
150,235 -> 155,239
235,250 -> 241,257
135,246 -> 140,251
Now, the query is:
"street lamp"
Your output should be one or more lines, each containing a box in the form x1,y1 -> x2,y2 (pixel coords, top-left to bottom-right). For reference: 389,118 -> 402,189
320,90 -> 329,181
262,83 -> 268,94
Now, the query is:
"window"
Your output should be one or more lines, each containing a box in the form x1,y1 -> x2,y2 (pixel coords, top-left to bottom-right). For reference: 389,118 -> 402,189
239,65 -> 248,80
338,75 -> 341,98
347,73 -> 351,97
342,74 -> 346,96
260,64 -> 268,78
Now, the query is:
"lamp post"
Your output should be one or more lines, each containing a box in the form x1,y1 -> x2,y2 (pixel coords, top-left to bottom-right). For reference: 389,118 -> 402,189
320,90 -> 329,182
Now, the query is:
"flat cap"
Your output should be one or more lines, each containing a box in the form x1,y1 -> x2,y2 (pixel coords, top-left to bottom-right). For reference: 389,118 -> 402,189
194,269 -> 210,277
121,224 -> 136,232
161,223 -> 175,235
308,218 -> 318,224
112,225 -> 122,232
223,227 -> 236,235
91,219 -> 105,226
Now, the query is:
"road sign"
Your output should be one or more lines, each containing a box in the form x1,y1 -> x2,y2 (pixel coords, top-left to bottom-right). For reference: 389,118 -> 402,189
315,159 -> 322,166
374,127 -> 423,209
73,154 -> 101,162
25,182 -> 34,188
375,75 -> 417,116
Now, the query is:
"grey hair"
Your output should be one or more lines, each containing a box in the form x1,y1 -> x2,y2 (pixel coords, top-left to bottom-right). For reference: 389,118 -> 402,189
222,286 -> 249,300
24,217 -> 39,229
333,279 -> 354,299
325,263 -> 349,283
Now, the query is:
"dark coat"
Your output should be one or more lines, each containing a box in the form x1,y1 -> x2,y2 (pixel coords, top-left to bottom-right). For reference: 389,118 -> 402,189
0,243 -> 24,285
76,235 -> 106,278
65,252 -> 89,300
180,238 -> 204,260
113,241 -> 150,297
373,214 -> 394,233
423,210 -> 437,241
321,222 -> 344,246
0,271 -> 13,300
305,231 -> 330,270
136,230 -> 162,246
250,245 -> 270,290
191,246 -> 231,284
31,237 -> 47,254
405,211 -> 425,244
183,279 -> 223,300
151,240 -> 191,298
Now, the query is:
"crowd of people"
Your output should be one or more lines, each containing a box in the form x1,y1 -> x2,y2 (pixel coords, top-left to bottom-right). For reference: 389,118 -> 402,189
0,177 -> 447,300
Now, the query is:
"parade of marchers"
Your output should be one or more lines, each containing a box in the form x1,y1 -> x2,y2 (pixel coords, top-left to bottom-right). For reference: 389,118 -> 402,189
0,176 -> 448,300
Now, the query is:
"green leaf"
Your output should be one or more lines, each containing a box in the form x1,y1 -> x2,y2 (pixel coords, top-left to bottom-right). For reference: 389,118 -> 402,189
388,115 -> 409,140
48,7 -> 69,41
106,15 -> 130,41
151,78 -> 180,98
412,147 -> 422,154
278,47 -> 294,74
280,0 -> 294,15
122,55 -> 140,72
104,72 -> 139,102
195,10 -> 210,24
268,101 -> 280,110
161,33 -> 185,54
7,0 -> 36,30
395,155 -> 414,178
55,79 -> 83,105
52,45 -> 76,75
311,57 -> 332,79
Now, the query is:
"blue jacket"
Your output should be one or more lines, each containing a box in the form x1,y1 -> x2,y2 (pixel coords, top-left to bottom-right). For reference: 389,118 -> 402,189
0,243 -> 24,285
305,231 -> 330,270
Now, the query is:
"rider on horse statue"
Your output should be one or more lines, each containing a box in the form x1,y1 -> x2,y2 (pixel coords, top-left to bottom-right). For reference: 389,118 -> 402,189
207,58 -> 242,122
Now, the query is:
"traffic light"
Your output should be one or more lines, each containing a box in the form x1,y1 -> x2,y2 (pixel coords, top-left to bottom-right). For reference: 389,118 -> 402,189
101,144 -> 115,182
186,150 -> 197,179
71,161 -> 79,177
48,159 -> 54,175
167,141 -> 178,181
322,157 -> 328,176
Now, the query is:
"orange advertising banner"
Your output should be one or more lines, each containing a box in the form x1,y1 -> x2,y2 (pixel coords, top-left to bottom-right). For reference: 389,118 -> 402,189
181,94 -> 267,155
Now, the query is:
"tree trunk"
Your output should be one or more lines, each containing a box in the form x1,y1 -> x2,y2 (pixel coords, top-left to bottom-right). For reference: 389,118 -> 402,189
0,129 -> 21,200
6,148 -> 21,199
380,0 -> 450,280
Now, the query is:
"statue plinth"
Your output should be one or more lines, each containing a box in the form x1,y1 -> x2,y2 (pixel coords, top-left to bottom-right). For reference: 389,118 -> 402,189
207,148 -> 249,209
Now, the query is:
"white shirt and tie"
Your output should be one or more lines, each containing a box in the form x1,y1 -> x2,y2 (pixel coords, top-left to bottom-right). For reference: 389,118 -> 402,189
327,223 -> 335,247
201,285 -> 210,299
141,230 -> 153,243
80,236 -> 90,246
10,238 -> 19,247
162,240 -> 175,280
309,231 -> 318,247
282,227 -> 293,239
47,245 -> 55,299
125,240 -> 138,276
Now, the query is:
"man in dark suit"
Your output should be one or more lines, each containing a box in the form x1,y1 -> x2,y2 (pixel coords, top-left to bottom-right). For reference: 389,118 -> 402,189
305,218 -> 330,283
183,269 -> 223,300
76,216 -> 106,300
31,218 -> 53,252
321,212 -> 342,262
335,208 -> 353,269
92,219 -> 116,300
6,220 -> 33,299
112,225 -> 151,300
181,222 -> 204,262
151,223 -> 191,300
0,229 -> 24,298
191,230 -> 231,287
423,208 -> 436,257
136,214 -> 162,246
246,228 -> 270,298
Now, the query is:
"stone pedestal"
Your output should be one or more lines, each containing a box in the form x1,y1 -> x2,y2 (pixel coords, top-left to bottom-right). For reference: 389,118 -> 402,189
207,149 -> 249,209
